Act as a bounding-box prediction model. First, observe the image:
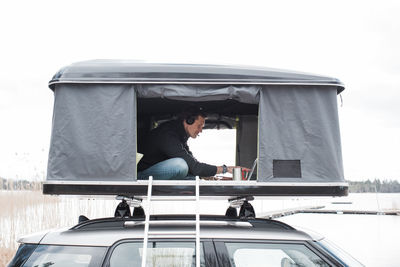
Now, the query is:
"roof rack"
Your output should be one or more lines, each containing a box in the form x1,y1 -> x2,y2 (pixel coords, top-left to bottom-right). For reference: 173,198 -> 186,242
72,214 -> 295,231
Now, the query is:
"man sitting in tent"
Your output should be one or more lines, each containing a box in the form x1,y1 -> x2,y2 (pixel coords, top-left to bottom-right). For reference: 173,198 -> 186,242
137,106 -> 235,180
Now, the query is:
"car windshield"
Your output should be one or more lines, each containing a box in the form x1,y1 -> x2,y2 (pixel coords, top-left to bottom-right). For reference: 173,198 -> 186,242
22,245 -> 107,267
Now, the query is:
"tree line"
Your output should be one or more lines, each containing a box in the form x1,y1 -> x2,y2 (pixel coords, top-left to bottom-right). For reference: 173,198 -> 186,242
0,177 -> 42,191
348,179 -> 400,193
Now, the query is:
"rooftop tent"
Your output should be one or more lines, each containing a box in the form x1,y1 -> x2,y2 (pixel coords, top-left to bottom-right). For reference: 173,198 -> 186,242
44,60 -> 347,196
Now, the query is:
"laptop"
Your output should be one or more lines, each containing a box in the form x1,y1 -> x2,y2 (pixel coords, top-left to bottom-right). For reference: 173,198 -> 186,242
246,158 -> 258,180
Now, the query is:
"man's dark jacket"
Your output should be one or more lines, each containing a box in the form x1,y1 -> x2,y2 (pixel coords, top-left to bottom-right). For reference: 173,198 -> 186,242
137,120 -> 217,177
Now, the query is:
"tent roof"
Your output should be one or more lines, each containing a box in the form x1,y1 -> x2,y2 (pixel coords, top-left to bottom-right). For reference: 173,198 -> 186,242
49,60 -> 344,93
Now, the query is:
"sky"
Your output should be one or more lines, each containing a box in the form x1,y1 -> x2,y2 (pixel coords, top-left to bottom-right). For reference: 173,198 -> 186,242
0,0 -> 399,182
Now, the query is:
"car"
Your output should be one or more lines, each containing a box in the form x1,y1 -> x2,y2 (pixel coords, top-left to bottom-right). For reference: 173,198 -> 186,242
8,213 -> 363,267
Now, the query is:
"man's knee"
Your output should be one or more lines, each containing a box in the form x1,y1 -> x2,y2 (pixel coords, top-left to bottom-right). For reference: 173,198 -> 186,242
169,158 -> 189,178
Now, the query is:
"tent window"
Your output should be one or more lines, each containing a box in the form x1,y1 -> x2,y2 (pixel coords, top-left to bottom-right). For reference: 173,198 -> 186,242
273,160 -> 302,178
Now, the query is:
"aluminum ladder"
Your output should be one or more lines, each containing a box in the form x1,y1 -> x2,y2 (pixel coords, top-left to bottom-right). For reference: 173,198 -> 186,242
141,176 -> 201,267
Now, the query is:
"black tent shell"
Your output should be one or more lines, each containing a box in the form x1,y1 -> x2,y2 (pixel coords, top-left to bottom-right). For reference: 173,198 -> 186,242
49,60 -> 344,93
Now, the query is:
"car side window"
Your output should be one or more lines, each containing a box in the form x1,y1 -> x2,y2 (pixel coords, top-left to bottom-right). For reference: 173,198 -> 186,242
224,242 -> 329,267
22,245 -> 107,267
109,241 -> 205,267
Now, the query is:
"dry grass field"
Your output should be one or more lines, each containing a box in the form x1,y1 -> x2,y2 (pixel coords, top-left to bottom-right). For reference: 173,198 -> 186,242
1,247 -> 16,267
0,190 -> 117,265
0,190 -> 60,265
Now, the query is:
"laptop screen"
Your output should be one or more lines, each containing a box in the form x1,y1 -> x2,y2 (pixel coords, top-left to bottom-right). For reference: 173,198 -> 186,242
247,158 -> 258,180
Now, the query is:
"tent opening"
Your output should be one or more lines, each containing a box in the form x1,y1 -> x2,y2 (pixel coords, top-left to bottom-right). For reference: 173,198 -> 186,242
137,98 -> 259,179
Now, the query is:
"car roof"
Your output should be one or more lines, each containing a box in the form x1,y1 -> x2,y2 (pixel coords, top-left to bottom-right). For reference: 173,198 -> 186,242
49,60 -> 344,92
19,215 -> 319,246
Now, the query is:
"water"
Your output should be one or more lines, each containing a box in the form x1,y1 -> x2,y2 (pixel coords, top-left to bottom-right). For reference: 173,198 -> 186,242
276,193 -> 400,267
279,212 -> 400,266
1,192 -> 399,266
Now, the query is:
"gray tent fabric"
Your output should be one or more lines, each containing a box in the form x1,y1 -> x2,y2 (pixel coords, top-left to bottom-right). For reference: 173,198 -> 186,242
137,84 -> 260,104
236,115 -> 258,169
257,86 -> 344,182
46,82 -> 344,184
47,84 -> 137,181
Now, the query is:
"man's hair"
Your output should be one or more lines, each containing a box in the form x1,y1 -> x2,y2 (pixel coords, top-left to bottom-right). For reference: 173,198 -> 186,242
179,106 -> 207,125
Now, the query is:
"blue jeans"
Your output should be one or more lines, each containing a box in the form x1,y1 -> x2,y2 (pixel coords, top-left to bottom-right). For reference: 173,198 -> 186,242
137,158 -> 195,180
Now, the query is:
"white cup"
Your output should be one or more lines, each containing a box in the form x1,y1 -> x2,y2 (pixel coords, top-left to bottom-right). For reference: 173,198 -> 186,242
233,167 -> 241,181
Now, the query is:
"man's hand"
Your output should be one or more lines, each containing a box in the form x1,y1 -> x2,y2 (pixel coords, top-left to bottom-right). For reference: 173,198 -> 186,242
217,166 -> 244,174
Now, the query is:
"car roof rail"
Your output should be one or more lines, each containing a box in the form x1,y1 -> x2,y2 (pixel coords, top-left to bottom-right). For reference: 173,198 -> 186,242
71,214 -> 294,231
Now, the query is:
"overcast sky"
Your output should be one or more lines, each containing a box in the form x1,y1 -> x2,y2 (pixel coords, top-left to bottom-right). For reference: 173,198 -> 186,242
0,0 -> 399,182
